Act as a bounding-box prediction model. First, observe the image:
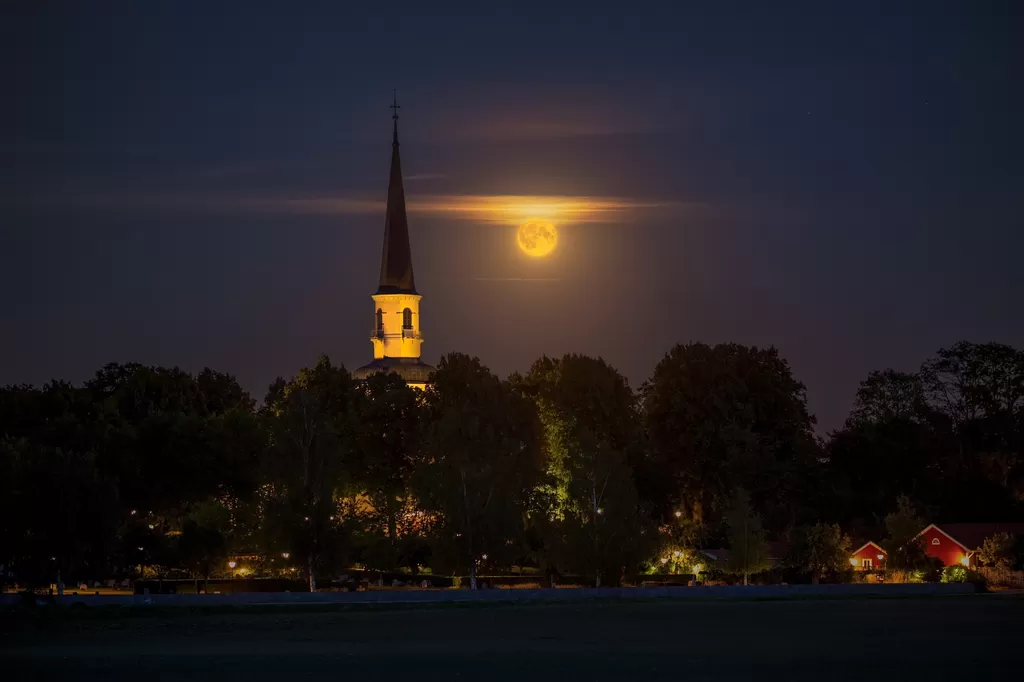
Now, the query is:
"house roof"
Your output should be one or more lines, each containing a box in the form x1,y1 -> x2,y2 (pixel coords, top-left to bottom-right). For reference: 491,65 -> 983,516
921,523 -> 1024,551
352,357 -> 436,384
852,541 -> 887,556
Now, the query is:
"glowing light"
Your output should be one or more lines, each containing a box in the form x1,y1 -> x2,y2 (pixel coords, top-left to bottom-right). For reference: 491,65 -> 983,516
694,564 -> 702,574
281,552 -> 290,559
148,524 -> 154,530
660,557 -> 669,564
877,554 -> 884,561
674,511 -> 682,518
481,554 -> 488,560
672,551 -> 680,558
517,219 -> 558,257
228,560 -> 237,569
849,558 -> 859,566
959,556 -> 970,567
130,509 -> 137,516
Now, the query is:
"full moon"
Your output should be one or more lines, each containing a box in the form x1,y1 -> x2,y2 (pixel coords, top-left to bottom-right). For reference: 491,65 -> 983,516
517,219 -> 558,257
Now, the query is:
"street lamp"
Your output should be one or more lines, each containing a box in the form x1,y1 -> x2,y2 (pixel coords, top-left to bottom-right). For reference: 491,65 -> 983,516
228,560 -> 237,569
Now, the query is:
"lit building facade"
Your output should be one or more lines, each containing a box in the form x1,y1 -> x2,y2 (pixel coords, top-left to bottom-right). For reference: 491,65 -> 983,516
353,101 -> 435,389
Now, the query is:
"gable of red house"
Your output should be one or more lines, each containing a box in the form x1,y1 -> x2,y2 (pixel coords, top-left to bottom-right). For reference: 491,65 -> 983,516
915,523 -> 1024,567
850,541 -> 886,570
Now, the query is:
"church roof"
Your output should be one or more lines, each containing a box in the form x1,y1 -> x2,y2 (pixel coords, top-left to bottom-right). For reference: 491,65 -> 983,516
352,357 -> 436,384
376,100 -> 416,295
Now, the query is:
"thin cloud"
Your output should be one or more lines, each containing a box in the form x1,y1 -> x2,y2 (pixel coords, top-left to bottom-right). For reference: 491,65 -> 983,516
404,173 -> 447,181
34,192 -> 694,225
473,277 -> 561,282
456,119 -> 665,141
277,194 -> 684,225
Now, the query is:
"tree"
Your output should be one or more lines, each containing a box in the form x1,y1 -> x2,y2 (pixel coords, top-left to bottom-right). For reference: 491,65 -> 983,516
919,342 -> 1024,428
352,372 -> 424,555
414,353 -> 543,589
788,523 -> 851,585
178,520 -> 227,593
882,496 -> 931,579
827,342 -> 1024,533
1,440 -> 120,587
725,489 -> 771,585
979,532 -> 1017,571
644,343 -> 818,532
517,355 -> 655,587
917,342 -> 1024,520
261,356 -> 358,591
847,370 -> 927,426
825,413 -> 944,536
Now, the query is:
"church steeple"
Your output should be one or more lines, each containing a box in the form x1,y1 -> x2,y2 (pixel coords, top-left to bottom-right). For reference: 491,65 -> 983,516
377,91 -> 416,295
352,94 -> 435,390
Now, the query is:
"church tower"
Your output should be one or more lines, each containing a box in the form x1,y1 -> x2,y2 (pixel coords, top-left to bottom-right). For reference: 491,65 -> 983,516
353,96 -> 436,389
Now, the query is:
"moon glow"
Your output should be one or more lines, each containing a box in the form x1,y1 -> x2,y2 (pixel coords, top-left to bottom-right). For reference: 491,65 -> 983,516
517,219 -> 558,257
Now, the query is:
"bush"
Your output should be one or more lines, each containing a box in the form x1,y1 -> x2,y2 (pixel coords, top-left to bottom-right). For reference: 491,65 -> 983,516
940,565 -> 987,590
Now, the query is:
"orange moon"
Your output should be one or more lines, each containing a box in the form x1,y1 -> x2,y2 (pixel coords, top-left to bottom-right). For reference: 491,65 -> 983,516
517,219 -> 558,257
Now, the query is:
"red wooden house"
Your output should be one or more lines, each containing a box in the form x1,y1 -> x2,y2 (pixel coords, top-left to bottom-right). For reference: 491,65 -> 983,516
850,541 -> 886,571
915,523 -> 1024,567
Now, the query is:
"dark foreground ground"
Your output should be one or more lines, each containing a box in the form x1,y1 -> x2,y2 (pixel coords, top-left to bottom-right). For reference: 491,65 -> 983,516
3,595 -> 1022,681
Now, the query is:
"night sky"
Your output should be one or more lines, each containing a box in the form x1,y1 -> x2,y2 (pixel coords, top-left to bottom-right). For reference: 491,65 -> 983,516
4,1 -> 1022,432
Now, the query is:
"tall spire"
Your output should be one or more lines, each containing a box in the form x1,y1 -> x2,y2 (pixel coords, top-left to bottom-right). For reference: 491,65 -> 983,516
377,91 -> 416,294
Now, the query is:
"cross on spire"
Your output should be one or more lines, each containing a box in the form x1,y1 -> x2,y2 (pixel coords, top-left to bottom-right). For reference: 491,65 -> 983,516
390,90 -> 400,121
390,90 -> 401,145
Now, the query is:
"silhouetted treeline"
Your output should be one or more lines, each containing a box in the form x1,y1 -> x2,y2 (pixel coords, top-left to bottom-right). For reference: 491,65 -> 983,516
1,341 -> 1021,588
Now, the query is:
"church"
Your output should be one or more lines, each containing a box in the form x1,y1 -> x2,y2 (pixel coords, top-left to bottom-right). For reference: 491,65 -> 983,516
352,100 -> 436,388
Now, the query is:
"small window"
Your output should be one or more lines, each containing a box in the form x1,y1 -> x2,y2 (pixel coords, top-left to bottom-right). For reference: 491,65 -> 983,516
375,308 -> 384,332
402,307 -> 413,329
931,538 -> 940,546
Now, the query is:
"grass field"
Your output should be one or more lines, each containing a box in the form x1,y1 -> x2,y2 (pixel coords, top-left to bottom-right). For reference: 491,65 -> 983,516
3,595 -> 1022,680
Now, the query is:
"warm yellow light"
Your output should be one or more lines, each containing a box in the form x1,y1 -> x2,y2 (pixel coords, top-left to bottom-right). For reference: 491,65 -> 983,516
849,558 -> 859,566
517,219 -> 558,257
959,556 -> 970,567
